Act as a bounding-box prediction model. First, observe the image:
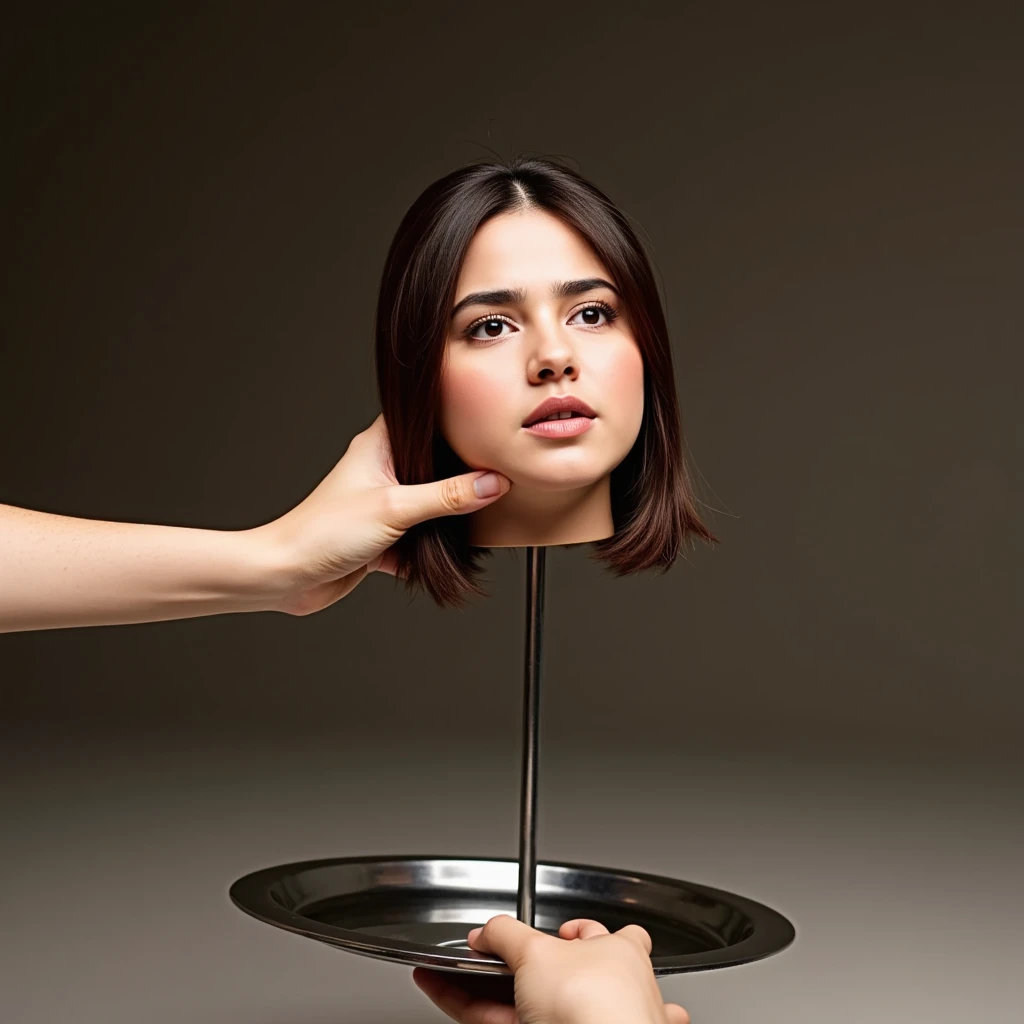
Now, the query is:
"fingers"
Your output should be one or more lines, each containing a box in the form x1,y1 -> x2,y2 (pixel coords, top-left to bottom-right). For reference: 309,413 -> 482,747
412,967 -> 471,1022
467,914 -> 543,971
385,471 -> 510,530
332,414 -> 399,489
664,1003 -> 691,1024
343,414 -> 391,464
558,918 -> 610,940
412,968 -> 518,1024
331,564 -> 370,601
368,546 -> 401,577
356,413 -> 390,451
614,923 -> 653,955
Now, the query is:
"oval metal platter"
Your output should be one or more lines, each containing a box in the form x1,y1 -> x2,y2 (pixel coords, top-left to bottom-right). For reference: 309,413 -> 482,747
230,854 -> 795,977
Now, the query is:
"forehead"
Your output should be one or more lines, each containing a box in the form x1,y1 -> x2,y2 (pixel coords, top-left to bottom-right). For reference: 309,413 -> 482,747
456,209 -> 610,293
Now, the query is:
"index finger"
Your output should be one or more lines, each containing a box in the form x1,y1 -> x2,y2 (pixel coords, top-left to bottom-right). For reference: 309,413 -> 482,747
363,413 -> 392,456
341,413 -> 398,484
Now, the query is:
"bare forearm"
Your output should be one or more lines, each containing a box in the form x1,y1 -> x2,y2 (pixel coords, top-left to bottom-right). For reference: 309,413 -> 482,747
0,504 -> 286,632
0,418 -> 509,632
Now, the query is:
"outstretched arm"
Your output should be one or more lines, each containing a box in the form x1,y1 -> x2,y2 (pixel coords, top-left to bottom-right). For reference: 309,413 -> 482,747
0,415 -> 509,633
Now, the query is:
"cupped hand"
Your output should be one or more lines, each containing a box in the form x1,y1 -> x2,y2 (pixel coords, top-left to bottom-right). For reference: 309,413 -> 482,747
252,414 -> 509,615
413,915 -> 690,1024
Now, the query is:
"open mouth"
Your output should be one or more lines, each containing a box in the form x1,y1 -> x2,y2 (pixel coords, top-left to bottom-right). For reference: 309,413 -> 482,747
530,410 -> 590,424
522,396 -> 598,428
524,393 -> 598,438
522,412 -> 596,437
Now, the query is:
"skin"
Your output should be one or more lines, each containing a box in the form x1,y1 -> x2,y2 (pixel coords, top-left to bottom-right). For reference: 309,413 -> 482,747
413,914 -> 690,1024
441,208 -> 646,547
0,415 -> 509,632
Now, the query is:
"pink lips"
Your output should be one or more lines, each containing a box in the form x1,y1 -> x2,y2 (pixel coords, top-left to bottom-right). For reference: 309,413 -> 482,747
522,395 -> 598,439
524,417 -> 595,438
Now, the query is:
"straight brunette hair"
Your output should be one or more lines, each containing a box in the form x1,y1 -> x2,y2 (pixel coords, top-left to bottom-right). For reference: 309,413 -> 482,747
374,157 -> 717,608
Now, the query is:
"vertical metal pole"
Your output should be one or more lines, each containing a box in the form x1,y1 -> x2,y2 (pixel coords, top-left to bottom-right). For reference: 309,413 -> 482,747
517,546 -> 546,927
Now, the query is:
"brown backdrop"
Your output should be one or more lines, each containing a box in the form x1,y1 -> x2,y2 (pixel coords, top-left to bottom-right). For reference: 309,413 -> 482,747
3,6 -> 1023,1024
4,4 -> 1020,758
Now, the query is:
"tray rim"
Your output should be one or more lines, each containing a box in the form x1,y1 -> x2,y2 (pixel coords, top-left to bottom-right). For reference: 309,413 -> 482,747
228,853 -> 796,977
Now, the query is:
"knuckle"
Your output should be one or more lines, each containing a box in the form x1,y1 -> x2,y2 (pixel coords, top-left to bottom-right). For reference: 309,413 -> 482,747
484,913 -> 509,934
440,476 -> 467,512
616,926 -> 651,956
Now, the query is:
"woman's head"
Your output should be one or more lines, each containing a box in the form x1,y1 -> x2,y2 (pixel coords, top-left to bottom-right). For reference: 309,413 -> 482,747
375,156 -> 716,607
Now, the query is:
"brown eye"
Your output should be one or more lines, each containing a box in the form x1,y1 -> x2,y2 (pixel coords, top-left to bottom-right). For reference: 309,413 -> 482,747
464,314 -> 516,342
569,302 -> 618,328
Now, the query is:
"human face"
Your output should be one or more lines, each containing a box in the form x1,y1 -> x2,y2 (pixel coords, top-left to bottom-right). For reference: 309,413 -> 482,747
440,209 -> 645,493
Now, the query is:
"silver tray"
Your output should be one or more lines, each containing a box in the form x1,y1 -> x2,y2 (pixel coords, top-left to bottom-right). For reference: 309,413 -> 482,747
229,855 -> 795,976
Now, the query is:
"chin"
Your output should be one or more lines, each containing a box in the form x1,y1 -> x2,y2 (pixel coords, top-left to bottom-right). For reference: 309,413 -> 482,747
506,459 -> 615,492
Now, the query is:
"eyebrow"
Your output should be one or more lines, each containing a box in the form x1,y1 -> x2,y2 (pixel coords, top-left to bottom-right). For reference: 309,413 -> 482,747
450,277 -> 619,318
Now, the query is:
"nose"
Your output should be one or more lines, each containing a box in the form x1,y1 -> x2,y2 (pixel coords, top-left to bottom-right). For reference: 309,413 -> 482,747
526,323 -> 580,384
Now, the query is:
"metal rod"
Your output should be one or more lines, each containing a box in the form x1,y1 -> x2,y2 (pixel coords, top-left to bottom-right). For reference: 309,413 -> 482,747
517,546 -> 546,927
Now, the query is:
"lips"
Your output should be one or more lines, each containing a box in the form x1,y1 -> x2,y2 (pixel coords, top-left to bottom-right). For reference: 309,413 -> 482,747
522,395 -> 598,428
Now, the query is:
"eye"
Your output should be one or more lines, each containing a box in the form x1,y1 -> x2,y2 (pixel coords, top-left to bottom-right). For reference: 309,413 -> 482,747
464,315 -> 517,342
569,301 -> 619,328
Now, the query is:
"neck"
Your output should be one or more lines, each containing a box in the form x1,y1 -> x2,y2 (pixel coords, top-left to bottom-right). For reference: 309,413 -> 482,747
469,476 -> 614,548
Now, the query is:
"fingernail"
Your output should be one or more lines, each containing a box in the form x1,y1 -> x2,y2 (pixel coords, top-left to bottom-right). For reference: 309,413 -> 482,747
467,927 -> 482,942
473,472 -> 502,498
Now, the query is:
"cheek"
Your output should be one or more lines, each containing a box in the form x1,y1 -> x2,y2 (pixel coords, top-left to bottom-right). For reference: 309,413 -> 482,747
439,356 -> 513,465
601,343 -> 647,438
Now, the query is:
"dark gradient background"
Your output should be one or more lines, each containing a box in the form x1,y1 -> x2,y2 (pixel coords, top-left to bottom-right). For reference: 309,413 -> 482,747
1,3 -> 1021,1022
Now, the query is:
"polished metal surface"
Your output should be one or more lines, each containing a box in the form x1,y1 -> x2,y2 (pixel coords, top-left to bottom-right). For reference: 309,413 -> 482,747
229,855 -> 796,976
517,547 -> 545,927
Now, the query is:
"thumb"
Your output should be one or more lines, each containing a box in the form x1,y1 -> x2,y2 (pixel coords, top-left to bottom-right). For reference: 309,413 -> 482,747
665,1004 -> 691,1024
386,471 -> 510,530
467,914 -> 541,972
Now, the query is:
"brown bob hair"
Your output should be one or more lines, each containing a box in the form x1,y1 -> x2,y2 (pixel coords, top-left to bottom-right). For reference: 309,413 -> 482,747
374,156 -> 716,608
